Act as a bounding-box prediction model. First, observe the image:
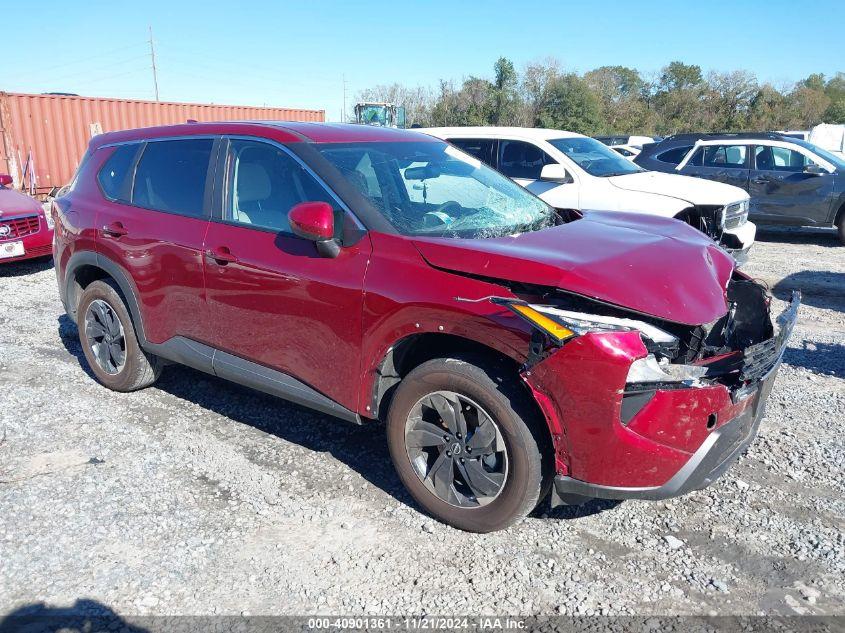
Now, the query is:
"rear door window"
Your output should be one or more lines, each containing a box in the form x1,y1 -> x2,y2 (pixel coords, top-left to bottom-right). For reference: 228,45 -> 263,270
97,144 -> 140,202
701,144 -> 748,168
132,139 -> 214,217
448,138 -> 495,167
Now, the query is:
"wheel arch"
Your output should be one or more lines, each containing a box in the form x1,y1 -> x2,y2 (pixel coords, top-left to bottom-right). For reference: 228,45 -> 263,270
64,251 -> 148,345
369,332 -> 542,426
834,196 -> 845,227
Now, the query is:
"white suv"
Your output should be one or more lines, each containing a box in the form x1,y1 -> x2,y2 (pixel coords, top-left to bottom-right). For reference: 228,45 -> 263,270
422,127 -> 756,262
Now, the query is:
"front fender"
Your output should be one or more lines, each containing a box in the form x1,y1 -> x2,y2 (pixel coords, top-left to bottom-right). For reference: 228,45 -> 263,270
357,232 -> 533,416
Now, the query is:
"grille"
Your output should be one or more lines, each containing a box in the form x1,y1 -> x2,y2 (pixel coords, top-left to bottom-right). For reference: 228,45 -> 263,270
0,214 -> 41,239
723,202 -> 748,230
740,293 -> 799,383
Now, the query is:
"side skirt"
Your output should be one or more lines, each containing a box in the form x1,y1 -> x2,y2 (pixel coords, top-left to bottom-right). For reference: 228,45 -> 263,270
144,336 -> 361,424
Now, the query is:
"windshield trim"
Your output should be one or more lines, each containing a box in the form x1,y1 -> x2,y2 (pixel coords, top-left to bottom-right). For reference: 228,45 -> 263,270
548,137 -> 645,177
792,138 -> 845,171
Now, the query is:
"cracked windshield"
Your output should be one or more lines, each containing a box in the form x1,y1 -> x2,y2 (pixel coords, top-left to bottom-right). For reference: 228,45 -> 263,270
316,141 -> 556,238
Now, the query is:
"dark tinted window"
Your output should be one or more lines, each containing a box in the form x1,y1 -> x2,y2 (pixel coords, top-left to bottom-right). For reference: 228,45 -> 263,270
448,138 -> 495,166
97,144 -> 139,201
498,140 -> 554,179
227,139 -> 340,235
132,139 -> 214,216
656,145 -> 693,164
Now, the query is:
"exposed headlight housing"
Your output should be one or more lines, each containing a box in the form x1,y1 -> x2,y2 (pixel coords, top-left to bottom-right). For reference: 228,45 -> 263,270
497,300 -> 678,348
626,354 -> 708,385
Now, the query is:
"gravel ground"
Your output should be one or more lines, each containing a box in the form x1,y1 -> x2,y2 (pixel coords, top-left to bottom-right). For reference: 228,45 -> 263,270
0,226 -> 843,618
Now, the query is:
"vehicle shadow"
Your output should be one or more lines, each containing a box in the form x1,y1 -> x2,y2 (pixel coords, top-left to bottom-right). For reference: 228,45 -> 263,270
754,225 -> 840,247
56,315 -> 417,511
56,314 -> 620,523
0,599 -> 148,633
535,497 -> 623,520
771,271 -> 845,308
783,341 -> 845,379
0,255 -> 53,277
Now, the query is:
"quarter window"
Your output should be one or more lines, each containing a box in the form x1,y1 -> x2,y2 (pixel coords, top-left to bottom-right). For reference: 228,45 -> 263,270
656,145 -> 692,165
226,139 -> 341,235
497,140 -> 554,180
132,139 -> 214,217
97,144 -> 139,202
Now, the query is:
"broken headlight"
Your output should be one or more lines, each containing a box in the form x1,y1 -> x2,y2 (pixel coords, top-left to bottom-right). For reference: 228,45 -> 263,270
626,354 -> 708,385
498,300 -> 678,348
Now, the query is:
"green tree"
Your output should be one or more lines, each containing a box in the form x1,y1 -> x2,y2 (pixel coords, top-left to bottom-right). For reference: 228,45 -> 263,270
658,61 -> 704,92
823,73 -> 845,123
537,73 -> 603,134
491,57 -> 521,124
584,65 -> 652,133
705,70 -> 758,131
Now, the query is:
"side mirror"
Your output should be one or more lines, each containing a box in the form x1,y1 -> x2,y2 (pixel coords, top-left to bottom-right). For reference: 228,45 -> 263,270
539,164 -> 573,183
288,201 -> 340,258
0,174 -> 12,187
803,163 -> 826,176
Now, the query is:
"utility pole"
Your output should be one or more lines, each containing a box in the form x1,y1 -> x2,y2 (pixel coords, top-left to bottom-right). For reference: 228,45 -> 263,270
342,74 -> 347,123
149,26 -> 160,102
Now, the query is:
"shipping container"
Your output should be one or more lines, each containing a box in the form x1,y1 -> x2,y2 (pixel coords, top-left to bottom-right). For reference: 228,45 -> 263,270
0,92 -> 325,196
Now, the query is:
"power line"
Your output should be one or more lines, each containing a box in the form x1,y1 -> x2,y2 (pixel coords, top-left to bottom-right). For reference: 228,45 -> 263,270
155,41 -> 341,88
2,42 -> 148,82
71,67 -> 152,88
21,54 -> 150,85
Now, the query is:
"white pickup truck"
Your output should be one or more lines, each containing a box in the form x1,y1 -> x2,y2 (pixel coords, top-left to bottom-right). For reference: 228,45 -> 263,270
422,127 -> 756,262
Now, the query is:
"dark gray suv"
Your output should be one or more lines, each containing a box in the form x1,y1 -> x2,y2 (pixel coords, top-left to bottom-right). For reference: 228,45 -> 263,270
635,133 -> 845,243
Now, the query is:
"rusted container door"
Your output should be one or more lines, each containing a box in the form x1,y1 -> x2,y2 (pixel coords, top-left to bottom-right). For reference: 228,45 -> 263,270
0,92 -> 325,196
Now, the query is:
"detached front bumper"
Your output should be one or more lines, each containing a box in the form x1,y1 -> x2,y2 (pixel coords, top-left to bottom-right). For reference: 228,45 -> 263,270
522,292 -> 799,506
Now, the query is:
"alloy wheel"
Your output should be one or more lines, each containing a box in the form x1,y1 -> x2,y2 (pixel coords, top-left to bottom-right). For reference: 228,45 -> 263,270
84,299 -> 127,375
404,391 -> 508,508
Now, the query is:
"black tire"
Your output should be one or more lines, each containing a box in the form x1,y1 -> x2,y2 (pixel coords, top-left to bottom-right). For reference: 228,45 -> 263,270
837,213 -> 845,245
77,279 -> 161,392
386,355 -> 551,532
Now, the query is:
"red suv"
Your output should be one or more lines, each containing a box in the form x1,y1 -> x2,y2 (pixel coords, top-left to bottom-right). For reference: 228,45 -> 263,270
0,174 -> 54,263
53,122 -> 798,532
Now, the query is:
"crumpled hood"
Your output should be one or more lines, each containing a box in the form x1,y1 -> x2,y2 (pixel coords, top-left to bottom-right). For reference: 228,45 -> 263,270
608,171 -> 748,206
412,211 -> 735,326
0,187 -> 43,217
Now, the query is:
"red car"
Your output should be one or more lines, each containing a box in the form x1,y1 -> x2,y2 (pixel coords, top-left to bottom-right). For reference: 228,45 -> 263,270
0,174 -> 54,263
53,122 -> 798,532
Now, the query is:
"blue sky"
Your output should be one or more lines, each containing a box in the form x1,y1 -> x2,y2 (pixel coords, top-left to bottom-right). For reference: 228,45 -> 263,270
3,0 -> 843,121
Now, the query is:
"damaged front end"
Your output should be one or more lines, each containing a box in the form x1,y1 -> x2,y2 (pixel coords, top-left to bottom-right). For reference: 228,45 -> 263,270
497,276 -> 799,505
678,202 -> 751,263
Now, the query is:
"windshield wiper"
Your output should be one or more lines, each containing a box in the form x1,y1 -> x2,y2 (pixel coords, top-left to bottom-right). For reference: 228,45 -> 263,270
598,170 -> 642,177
